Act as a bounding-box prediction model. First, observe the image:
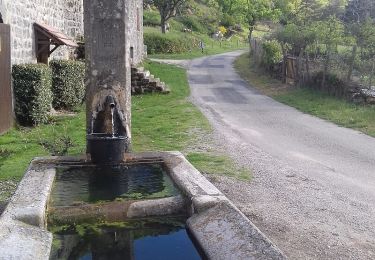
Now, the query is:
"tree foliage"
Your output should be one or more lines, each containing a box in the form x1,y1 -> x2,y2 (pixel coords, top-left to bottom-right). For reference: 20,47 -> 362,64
216,0 -> 281,40
149,0 -> 188,33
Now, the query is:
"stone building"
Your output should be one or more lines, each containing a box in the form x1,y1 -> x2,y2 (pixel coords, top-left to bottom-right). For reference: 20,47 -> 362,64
126,0 -> 144,66
0,0 -> 83,64
0,0 -> 144,65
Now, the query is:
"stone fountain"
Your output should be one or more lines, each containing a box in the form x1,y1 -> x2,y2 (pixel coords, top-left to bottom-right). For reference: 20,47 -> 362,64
0,0 -> 287,259
84,0 -> 132,163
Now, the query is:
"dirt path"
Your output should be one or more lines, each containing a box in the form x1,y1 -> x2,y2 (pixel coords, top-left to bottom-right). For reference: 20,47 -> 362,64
185,51 -> 375,259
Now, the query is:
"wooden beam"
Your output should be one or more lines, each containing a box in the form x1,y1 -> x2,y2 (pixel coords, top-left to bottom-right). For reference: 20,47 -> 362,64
49,44 -> 60,55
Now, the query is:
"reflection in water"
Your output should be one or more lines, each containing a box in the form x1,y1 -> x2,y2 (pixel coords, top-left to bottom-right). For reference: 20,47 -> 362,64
51,163 -> 179,207
50,221 -> 202,260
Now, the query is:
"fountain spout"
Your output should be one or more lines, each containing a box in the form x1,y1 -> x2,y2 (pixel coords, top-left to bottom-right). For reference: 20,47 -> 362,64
87,94 -> 129,164
106,95 -> 116,110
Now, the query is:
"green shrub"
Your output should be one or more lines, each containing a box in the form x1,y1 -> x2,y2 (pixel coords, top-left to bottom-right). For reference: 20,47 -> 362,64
220,14 -> 236,28
144,32 -> 198,54
169,19 -> 185,32
308,71 -> 347,97
12,64 -> 53,125
178,16 -> 206,34
261,40 -> 283,69
143,10 -> 161,27
50,60 -> 85,111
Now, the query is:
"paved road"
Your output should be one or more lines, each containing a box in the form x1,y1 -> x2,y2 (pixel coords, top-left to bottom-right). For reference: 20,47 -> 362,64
186,51 -> 375,259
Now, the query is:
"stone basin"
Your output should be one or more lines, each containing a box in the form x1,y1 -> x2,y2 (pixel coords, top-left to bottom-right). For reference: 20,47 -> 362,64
0,152 -> 286,259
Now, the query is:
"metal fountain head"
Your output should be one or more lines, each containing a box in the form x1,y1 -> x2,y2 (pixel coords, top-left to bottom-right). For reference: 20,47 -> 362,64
106,95 -> 115,110
87,94 -> 128,164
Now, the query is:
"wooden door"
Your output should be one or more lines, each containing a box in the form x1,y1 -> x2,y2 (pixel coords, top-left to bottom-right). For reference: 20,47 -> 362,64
0,24 -> 12,134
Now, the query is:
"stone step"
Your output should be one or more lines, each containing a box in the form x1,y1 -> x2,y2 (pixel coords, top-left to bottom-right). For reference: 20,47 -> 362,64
143,70 -> 151,78
131,66 -> 170,96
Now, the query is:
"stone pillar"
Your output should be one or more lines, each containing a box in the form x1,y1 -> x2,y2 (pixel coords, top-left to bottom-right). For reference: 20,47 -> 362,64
84,0 -> 131,157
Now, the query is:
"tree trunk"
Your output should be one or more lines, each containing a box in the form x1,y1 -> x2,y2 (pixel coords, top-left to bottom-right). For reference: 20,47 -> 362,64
161,16 -> 166,34
296,48 -> 303,87
321,47 -> 331,91
248,26 -> 254,42
346,45 -> 357,82
369,57 -> 375,88
305,50 -> 310,83
248,29 -> 254,54
281,44 -> 287,84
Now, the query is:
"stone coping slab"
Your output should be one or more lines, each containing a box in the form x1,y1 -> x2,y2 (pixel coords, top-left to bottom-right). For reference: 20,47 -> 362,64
0,152 -> 287,259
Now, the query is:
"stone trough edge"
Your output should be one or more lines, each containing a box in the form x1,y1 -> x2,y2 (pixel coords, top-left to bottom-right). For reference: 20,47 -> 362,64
0,152 -> 287,259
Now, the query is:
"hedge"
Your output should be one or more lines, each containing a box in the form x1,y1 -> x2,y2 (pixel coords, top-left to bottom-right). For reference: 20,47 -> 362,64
50,60 -> 85,110
144,32 -> 198,54
12,64 -> 53,126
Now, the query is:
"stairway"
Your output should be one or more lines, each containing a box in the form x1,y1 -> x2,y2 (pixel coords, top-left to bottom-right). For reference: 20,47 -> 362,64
131,67 -> 170,95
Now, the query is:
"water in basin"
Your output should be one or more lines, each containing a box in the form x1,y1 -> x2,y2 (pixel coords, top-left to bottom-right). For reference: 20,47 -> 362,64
49,217 -> 203,260
50,163 -> 180,207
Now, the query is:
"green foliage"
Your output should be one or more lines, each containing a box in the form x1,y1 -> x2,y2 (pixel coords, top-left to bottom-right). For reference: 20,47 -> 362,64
275,23 -> 317,51
186,0 -> 221,34
261,40 -> 282,68
152,0 -> 187,33
143,10 -> 161,27
178,16 -> 206,33
220,13 -> 236,27
308,71 -> 347,97
145,26 -> 249,59
50,60 -> 85,111
12,64 -> 53,126
315,16 -> 344,51
144,32 -> 198,54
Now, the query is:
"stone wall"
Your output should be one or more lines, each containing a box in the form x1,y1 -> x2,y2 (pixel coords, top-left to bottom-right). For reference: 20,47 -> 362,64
0,0 -> 83,64
125,0 -> 144,66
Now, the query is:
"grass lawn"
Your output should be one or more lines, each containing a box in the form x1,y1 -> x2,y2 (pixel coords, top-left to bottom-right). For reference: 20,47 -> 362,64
0,112 -> 86,181
234,52 -> 375,137
0,61 -> 251,187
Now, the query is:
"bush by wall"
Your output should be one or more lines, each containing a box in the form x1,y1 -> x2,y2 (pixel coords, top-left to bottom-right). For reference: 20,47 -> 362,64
12,64 -> 53,125
144,32 -> 198,54
50,60 -> 85,111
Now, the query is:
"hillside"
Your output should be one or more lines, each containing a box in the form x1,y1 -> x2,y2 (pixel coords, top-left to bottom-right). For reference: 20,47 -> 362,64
143,0 -> 249,58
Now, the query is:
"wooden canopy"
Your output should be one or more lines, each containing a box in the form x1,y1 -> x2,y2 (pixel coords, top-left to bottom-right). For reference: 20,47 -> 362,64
34,22 -> 78,64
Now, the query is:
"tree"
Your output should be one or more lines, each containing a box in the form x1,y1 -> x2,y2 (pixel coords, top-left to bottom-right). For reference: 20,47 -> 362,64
216,0 -> 280,41
275,22 -> 317,84
342,0 -> 375,81
151,0 -> 187,33
245,0 -> 280,41
315,16 -> 344,88
343,0 -> 375,24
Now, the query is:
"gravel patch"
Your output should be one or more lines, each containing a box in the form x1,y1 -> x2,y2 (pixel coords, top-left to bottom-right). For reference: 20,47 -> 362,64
203,121 -> 375,260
